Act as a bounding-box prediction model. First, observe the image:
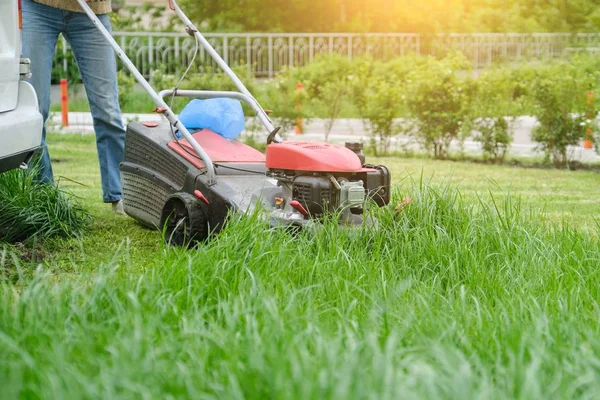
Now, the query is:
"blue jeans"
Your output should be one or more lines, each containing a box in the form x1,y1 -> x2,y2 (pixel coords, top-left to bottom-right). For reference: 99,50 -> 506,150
22,0 -> 125,203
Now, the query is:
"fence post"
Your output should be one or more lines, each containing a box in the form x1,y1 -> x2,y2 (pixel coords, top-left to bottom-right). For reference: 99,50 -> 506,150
348,36 -> 353,60
289,36 -> 294,68
268,35 -> 273,78
148,35 -> 154,79
246,36 -> 251,76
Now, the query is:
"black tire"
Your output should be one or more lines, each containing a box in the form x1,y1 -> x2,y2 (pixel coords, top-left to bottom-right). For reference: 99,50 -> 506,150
160,193 -> 208,247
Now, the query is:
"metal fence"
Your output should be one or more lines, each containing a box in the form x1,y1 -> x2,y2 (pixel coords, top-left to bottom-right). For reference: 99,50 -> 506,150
53,32 -> 600,79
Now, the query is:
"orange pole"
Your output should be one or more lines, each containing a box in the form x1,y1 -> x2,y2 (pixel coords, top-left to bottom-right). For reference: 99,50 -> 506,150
294,82 -> 304,134
60,78 -> 69,127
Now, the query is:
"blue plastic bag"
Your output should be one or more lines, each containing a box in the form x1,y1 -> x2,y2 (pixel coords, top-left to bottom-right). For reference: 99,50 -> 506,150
178,98 -> 245,140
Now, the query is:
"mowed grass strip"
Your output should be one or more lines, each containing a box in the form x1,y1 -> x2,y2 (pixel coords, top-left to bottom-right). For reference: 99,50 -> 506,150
1,133 -> 599,399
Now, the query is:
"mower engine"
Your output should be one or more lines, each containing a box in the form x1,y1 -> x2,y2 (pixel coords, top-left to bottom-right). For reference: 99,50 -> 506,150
264,141 -> 390,227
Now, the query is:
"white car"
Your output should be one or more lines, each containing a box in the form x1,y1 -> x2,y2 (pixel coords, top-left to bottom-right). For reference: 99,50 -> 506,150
0,0 -> 43,174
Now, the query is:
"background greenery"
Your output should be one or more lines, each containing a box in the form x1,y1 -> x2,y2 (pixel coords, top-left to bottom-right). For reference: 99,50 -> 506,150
52,52 -> 600,166
171,0 -> 600,33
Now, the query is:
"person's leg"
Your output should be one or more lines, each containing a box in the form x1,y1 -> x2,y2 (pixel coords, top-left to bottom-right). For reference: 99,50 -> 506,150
21,0 -> 62,184
64,11 -> 125,203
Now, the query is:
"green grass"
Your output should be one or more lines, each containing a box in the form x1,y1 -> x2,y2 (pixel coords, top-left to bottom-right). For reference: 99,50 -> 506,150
376,156 -> 600,229
1,133 -> 600,399
0,167 -> 91,244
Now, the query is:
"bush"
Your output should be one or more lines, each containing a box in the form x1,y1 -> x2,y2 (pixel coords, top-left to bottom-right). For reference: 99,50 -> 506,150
471,116 -> 512,163
117,70 -> 137,111
291,55 -> 354,141
405,54 -> 475,159
468,67 -> 523,163
0,169 -> 91,244
257,68 -> 308,135
348,56 -> 422,155
569,56 -> 600,152
529,61 -> 598,168
151,63 -> 256,95
353,73 -> 405,155
51,38 -> 81,86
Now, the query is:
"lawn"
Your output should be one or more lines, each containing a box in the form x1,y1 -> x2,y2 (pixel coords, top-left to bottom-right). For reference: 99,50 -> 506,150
1,133 -> 600,399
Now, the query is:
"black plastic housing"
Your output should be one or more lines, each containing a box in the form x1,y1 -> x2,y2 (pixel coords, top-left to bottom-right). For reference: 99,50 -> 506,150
362,164 -> 391,207
293,175 -> 335,216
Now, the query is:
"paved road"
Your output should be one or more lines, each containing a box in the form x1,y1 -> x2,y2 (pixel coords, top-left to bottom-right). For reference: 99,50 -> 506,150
49,112 -> 600,163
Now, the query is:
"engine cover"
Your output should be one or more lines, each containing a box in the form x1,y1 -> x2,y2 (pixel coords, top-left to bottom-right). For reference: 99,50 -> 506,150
266,141 -> 363,173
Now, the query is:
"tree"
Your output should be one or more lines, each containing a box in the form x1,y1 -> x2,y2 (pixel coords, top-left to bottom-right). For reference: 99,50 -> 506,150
175,0 -> 600,33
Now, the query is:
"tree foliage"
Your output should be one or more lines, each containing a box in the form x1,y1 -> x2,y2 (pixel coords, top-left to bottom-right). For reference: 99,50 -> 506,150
529,60 -> 600,168
177,0 -> 600,33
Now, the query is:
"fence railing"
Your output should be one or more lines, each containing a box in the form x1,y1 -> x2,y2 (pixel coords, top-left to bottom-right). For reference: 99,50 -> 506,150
53,32 -> 600,79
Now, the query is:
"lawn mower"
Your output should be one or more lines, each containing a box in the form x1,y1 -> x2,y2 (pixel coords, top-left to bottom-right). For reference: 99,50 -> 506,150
76,0 -> 391,245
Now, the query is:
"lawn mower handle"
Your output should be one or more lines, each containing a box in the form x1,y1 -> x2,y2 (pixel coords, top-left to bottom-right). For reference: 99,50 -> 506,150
168,0 -> 282,143
74,0 -> 217,185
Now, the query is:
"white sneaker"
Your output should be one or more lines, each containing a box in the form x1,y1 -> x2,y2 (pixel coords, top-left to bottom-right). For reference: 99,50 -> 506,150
111,200 -> 126,216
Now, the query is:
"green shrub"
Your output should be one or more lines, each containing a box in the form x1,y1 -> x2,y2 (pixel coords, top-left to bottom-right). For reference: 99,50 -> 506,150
468,67 -> 522,163
151,63 -> 256,95
405,53 -> 475,159
117,70 -> 137,111
258,69 -> 308,135
291,55 -> 354,141
354,75 -> 405,155
51,38 -> 81,86
0,169 -> 91,244
471,116 -> 512,163
348,56 -> 423,155
568,55 -> 600,153
529,61 -> 598,168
